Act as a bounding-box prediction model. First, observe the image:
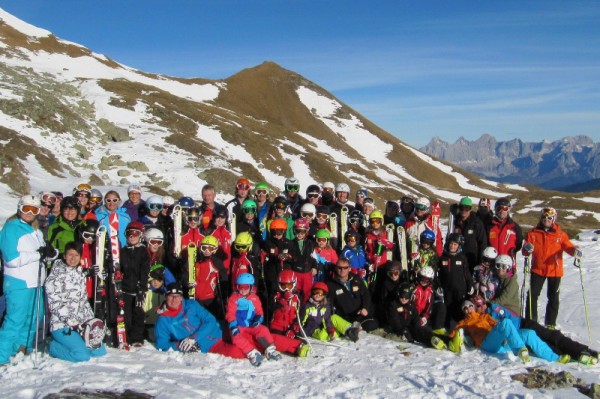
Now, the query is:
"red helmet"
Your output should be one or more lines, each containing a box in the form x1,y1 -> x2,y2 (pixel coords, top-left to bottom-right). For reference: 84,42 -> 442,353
311,281 -> 329,294
278,270 -> 297,291
294,217 -> 310,231
126,221 -> 145,233
471,295 -> 486,309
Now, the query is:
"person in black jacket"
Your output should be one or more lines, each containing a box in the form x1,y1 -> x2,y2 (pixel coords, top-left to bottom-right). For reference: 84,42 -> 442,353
326,258 -> 378,332
288,218 -> 317,302
373,261 -> 405,326
450,197 -> 488,273
120,222 -> 150,346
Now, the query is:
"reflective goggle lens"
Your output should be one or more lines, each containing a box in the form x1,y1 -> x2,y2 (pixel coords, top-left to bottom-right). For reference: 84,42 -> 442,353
90,196 -> 102,203
286,184 -> 300,192
41,194 -> 57,204
415,204 -> 428,211
312,289 -> 326,296
496,205 -> 510,212
301,212 -> 314,219
255,189 -> 267,195
201,244 -> 216,252
76,183 -> 92,192
149,239 -> 163,246
280,282 -> 294,290
148,203 -> 163,211
316,213 -> 328,219
237,183 -> 250,190
127,230 -> 142,237
21,205 -> 41,214
316,238 -> 328,243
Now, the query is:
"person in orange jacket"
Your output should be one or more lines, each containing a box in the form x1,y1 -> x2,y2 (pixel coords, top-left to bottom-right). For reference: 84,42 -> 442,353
522,207 -> 582,328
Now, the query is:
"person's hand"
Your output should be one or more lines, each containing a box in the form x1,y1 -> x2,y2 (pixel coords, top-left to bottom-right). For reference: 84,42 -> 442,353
179,337 -> 199,353
419,317 -> 428,326
575,248 -> 583,260
186,281 -> 197,288
135,291 -> 145,308
357,308 -> 368,317
522,242 -> 534,255
38,243 -> 57,259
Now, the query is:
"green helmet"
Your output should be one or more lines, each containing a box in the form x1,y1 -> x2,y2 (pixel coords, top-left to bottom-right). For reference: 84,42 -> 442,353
242,199 -> 257,214
315,229 -> 331,239
255,182 -> 270,191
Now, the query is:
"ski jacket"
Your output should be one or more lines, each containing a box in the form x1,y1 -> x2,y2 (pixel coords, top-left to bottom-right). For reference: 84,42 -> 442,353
47,216 -> 79,255
472,265 -> 499,300
0,218 -> 45,288
120,244 -> 150,294
450,311 -> 497,348
486,303 -> 522,329
493,273 -> 520,315
438,252 -> 473,297
486,216 -> 523,267
289,238 -> 317,274
404,214 -> 443,256
364,230 -> 395,267
230,251 -> 261,291
212,225 -> 232,273
155,299 -> 223,353
262,237 -> 293,284
413,284 -> 434,319
194,256 -> 227,302
95,206 -> 131,248
525,223 -> 576,278
314,247 -> 338,268
122,199 -> 146,223
341,245 -> 367,270
300,297 -> 335,337
270,291 -> 301,336
387,300 -> 420,334
284,193 -> 304,220
415,248 -> 439,273
226,292 -> 264,328
452,213 -> 487,268
326,274 -> 373,320
180,227 -> 204,252
45,259 -> 95,332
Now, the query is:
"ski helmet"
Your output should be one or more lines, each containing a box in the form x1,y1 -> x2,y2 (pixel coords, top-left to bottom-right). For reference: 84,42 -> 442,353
494,198 -> 511,210
162,195 -> 175,207
335,183 -> 350,193
300,203 -> 316,220
127,184 -> 142,195
126,221 -> 145,235
369,210 -> 384,225
315,229 -> 331,240
495,255 -> 513,271
272,196 -> 287,210
39,191 -> 57,205
415,197 -> 431,212
77,219 -> 100,242
363,197 -> 375,211
322,182 -> 335,192
270,219 -> 288,231
149,264 -> 166,281
462,300 -> 475,312
145,228 -> 164,243
178,196 -> 195,208
278,269 -> 297,292
166,282 -> 184,296
294,217 -> 310,232
420,230 -> 436,245
471,295 -> 486,309
447,233 -> 464,247
186,207 -> 200,219
236,273 -> 255,286
241,199 -> 257,214
419,266 -> 435,280
201,235 -> 219,248
316,205 -> 330,215
479,198 -> 491,208
386,200 -> 399,211
311,281 -> 329,294
348,210 -> 364,225
90,189 -> 103,204
356,188 -> 368,198
214,207 -> 229,220
18,195 -> 41,214
482,247 -> 498,264
459,197 -> 473,208
236,178 -> 251,190
73,183 -> 92,196
146,195 -> 163,211
306,184 -> 321,197
344,230 -> 361,243
541,207 -> 557,223
61,195 -> 81,212
285,177 -> 300,192
397,283 -> 413,300
255,182 -> 270,192
234,232 -> 253,252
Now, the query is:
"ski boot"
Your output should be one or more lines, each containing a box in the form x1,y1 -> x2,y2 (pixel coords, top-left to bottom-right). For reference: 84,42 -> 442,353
431,336 -> 447,350
345,327 -> 360,342
518,348 -> 531,363
297,343 -> 311,358
557,354 -> 570,364
448,328 -> 464,353
265,345 -> 282,361
247,349 -> 264,367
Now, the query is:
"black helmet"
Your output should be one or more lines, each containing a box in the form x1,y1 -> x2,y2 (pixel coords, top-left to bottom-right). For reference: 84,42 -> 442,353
214,207 -> 228,219
344,230 -> 361,242
447,233 -> 464,247
494,198 -> 511,210
305,184 -> 321,196
396,283 -> 413,300
348,210 -> 364,224
60,195 -> 81,212
75,219 -> 100,242
316,205 -> 330,215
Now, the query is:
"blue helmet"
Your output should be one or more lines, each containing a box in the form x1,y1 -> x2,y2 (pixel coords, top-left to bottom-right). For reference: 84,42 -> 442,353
420,229 -> 435,244
236,273 -> 255,286
178,196 -> 195,208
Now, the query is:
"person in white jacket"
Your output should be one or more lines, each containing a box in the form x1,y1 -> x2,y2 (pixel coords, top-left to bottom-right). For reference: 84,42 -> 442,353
45,241 -> 107,362
0,195 -> 56,365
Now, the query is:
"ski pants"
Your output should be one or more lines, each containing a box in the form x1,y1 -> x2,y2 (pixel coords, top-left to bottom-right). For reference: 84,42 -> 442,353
520,318 -> 589,358
123,294 -> 145,344
295,271 -> 314,303
526,274 -> 561,326
49,327 -> 107,362
272,333 -> 303,355
208,339 -> 246,359
232,325 -> 274,355
518,328 -> 558,362
480,318 -> 526,354
310,314 -> 352,341
0,276 -> 43,364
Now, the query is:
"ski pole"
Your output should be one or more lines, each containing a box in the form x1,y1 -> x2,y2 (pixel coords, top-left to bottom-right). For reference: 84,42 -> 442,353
33,257 -> 45,369
575,255 -> 592,345
295,307 -> 314,354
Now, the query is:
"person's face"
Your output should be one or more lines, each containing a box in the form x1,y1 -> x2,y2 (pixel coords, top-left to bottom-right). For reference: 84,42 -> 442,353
237,284 -> 251,296
459,205 -> 472,219
495,265 -> 509,277
187,215 -> 199,228
214,215 -> 226,227
541,216 -> 554,227
148,239 -> 162,253
317,237 -> 327,248
19,205 -> 40,223
448,242 -> 459,253
64,249 -> 81,267
75,192 -> 89,207
202,189 -> 215,205
474,302 -> 487,314
150,279 -> 164,289
62,206 -> 79,222
356,194 -> 365,204
244,211 -> 255,221
363,206 -> 374,216
462,303 -> 475,315
335,262 -> 350,279
495,206 -> 509,220
127,230 -> 142,245
388,270 -> 401,281
306,193 -> 319,205
295,229 -> 307,241
128,191 -> 141,204
346,236 -> 357,247
105,195 -> 120,211
275,208 -> 285,217
236,184 -> 250,199
399,297 -> 410,305
336,191 -> 348,203
166,294 -> 183,309
311,289 -> 326,302
40,203 -> 52,216
255,189 -> 268,202
272,229 -> 285,240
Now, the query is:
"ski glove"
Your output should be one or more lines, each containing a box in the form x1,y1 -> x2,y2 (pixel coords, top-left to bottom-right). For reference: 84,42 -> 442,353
179,337 -> 199,353
38,243 -> 57,260
522,242 -> 534,255
419,317 -> 428,326
435,287 -> 444,299
251,315 -> 263,327
467,286 -> 474,296
575,248 -> 583,259
135,291 -> 145,308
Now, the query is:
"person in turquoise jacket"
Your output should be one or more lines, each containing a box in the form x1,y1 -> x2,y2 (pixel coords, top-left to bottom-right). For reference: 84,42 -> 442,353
0,195 -> 57,365
94,190 -> 131,248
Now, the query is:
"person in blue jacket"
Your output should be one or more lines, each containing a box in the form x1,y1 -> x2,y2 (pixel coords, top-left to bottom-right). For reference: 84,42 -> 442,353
0,195 -> 57,365
94,190 -> 131,248
154,282 -> 245,359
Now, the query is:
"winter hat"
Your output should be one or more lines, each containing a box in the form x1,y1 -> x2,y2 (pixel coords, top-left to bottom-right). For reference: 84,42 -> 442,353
357,188 -> 368,197
462,300 -> 475,312
60,196 -> 81,212
127,184 -> 142,194
459,197 -> 473,207
166,282 -> 184,296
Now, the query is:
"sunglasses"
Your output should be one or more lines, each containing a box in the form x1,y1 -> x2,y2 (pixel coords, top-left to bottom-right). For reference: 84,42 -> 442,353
286,184 -> 300,192
307,193 -> 320,199
336,266 -> 350,270
105,198 -> 119,203
316,213 -> 329,219
236,183 -> 250,190
312,289 -> 326,296
149,239 -> 164,246
462,304 -> 475,311
541,215 -> 554,221
75,183 -> 92,192
496,205 -> 510,212
81,231 -> 96,240
280,282 -> 294,290
255,189 -> 267,195
415,204 -> 428,211
127,230 -> 142,237
148,203 -> 163,211
41,193 -> 57,204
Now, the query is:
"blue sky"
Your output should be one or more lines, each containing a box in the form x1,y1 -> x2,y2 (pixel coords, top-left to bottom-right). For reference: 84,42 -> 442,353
1,1 -> 599,148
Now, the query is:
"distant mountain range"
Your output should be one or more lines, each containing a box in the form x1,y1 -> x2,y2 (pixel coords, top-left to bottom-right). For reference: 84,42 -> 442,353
420,134 -> 600,191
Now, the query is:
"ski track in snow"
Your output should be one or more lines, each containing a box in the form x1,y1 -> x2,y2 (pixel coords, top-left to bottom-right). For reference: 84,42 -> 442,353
3,234 -> 600,398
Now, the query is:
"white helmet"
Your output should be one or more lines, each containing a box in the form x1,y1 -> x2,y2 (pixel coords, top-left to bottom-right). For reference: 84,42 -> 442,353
162,195 -> 175,206
335,183 -> 350,193
300,203 -> 316,220
541,207 -> 557,223
146,195 -> 163,207
145,228 -> 164,242
322,182 -> 335,191
19,194 -> 41,209
419,266 -> 435,280
482,246 -> 498,261
495,255 -> 513,270
285,177 -> 299,186
415,197 -> 431,211
127,184 -> 142,194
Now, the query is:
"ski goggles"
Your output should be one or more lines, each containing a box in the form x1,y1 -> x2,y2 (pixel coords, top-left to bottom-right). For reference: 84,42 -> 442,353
186,216 -> 200,223
126,230 -> 142,237
345,236 -> 357,243
200,244 -> 217,253
237,284 -> 252,291
90,196 -> 102,204
75,183 -> 92,193
105,198 -> 120,203
242,207 -> 257,214
462,303 -> 475,312
236,183 -> 250,190
41,193 -> 57,204
273,202 -> 286,210
148,203 -> 163,211
316,237 -> 328,243
255,189 -> 268,195
148,239 -> 163,246
494,263 -> 511,271
349,217 -> 361,225
495,205 -> 510,212
369,218 -> 381,226
301,212 -> 314,219
415,204 -> 428,211
280,282 -> 294,290
307,193 -> 320,199
316,213 -> 329,219
541,208 -> 556,218
285,184 -> 300,192
311,288 -> 326,297
81,231 -> 96,240
388,270 -> 400,277
234,244 -> 252,252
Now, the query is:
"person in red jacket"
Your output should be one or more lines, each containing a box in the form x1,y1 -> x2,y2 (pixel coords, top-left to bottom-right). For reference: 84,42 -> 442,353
522,207 -> 581,328
193,235 -> 228,319
485,198 -> 523,274
404,197 -> 443,257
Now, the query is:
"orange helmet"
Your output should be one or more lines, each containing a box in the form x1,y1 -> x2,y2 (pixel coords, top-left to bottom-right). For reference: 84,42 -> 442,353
270,219 -> 288,231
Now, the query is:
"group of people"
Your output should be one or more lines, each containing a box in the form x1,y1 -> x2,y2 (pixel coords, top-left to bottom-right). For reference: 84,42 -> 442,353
0,178 -> 596,368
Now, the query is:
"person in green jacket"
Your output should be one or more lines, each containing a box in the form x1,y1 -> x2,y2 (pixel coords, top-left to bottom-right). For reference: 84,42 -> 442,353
492,255 -> 520,315
47,196 -> 81,255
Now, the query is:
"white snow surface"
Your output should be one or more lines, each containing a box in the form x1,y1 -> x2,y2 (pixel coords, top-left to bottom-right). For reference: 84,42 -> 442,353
3,236 -> 600,398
